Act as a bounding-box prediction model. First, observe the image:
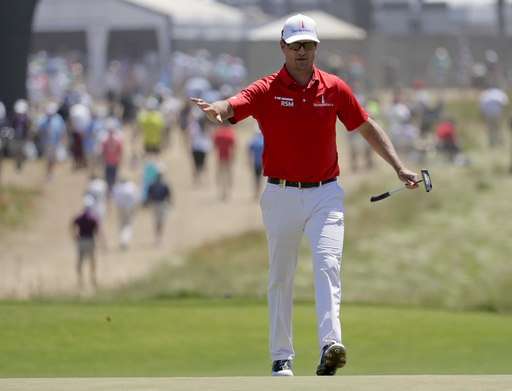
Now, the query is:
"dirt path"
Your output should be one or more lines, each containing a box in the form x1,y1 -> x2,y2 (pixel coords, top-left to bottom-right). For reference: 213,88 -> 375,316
0,122 -> 269,299
0,122 -> 371,300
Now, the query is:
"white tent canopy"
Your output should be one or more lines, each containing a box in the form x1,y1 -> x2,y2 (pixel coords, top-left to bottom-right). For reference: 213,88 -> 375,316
125,0 -> 245,23
124,0 -> 247,40
33,0 -> 249,96
247,10 -> 366,42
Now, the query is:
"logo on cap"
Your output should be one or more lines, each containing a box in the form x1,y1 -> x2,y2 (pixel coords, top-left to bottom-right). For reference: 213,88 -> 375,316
282,13 -> 320,44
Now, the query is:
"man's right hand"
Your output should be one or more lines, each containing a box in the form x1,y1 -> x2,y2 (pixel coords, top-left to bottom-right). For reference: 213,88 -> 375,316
190,98 -> 223,124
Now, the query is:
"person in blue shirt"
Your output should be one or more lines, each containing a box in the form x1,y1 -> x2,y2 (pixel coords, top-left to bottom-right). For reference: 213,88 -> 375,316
37,102 -> 67,180
248,124 -> 264,201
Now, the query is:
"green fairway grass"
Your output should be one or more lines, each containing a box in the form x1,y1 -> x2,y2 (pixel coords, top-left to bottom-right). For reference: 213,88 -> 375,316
1,95 -> 511,382
1,300 -> 511,378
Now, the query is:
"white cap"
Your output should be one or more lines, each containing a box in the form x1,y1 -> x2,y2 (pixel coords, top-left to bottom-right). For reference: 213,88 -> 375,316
14,99 -> 29,115
45,102 -> 59,116
83,195 -> 95,209
104,117 -> 119,132
281,14 -> 320,44
146,96 -> 160,111
156,162 -> 167,174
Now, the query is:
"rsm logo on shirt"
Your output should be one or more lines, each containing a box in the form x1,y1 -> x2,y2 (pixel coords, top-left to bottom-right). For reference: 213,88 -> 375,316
275,96 -> 294,107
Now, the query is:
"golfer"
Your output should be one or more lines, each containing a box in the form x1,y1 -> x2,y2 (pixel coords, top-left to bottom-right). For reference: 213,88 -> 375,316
192,13 -> 419,376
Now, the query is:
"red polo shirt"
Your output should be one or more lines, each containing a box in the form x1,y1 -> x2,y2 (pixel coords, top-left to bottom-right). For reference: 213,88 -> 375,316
227,65 -> 368,182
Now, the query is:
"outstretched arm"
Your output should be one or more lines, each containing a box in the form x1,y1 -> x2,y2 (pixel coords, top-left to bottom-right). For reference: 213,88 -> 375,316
357,117 -> 419,188
190,98 -> 234,124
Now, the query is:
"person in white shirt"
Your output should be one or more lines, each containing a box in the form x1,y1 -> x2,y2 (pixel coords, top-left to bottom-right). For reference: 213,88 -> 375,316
478,84 -> 509,148
111,176 -> 140,250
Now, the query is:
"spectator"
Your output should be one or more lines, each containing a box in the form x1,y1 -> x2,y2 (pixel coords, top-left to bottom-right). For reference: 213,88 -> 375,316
212,123 -> 235,200
455,45 -> 474,91
146,164 -> 173,246
111,175 -> 140,250
428,47 -> 452,91
140,157 -> 159,205
248,124 -> 264,201
0,101 -> 6,183
83,105 -> 106,175
101,118 -> 123,193
69,101 -> 92,170
389,116 -> 420,162
70,195 -> 101,288
478,84 -> 509,148
104,60 -> 122,114
85,174 -> 108,223
9,99 -> 32,172
120,84 -> 139,131
186,109 -> 212,186
36,101 -> 67,181
434,116 -> 463,162
159,88 -> 182,149
136,96 -> 166,156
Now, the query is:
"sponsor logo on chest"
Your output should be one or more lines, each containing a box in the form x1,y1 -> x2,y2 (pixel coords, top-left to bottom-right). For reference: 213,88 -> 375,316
274,95 -> 333,108
275,96 -> 294,107
313,95 -> 334,107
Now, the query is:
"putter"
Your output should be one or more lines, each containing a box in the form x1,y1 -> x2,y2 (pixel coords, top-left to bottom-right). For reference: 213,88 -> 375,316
370,169 -> 432,202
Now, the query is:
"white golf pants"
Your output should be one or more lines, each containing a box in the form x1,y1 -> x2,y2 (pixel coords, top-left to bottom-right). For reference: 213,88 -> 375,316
260,180 -> 345,361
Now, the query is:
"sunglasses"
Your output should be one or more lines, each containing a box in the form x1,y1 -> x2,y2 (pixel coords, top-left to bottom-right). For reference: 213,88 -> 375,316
285,41 -> 317,51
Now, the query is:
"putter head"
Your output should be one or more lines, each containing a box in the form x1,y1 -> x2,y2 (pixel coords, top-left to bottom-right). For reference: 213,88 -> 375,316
421,169 -> 432,192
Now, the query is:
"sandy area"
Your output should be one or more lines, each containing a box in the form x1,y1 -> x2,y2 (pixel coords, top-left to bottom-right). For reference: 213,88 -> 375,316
0,120 -> 375,300
0,121 -> 268,299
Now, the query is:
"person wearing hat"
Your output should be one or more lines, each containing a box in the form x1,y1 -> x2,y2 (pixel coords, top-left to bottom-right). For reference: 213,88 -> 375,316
111,173 -> 140,250
0,100 -> 6,183
191,14 -> 420,376
136,96 -> 166,155
9,99 -> 32,172
36,101 -> 67,181
101,117 -> 123,193
146,163 -> 173,246
70,195 -> 101,288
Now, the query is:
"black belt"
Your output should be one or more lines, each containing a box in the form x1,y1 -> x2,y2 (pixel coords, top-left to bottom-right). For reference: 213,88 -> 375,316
268,177 -> 336,189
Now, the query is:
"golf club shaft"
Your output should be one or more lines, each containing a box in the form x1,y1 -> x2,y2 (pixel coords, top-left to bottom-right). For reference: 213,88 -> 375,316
370,179 -> 423,202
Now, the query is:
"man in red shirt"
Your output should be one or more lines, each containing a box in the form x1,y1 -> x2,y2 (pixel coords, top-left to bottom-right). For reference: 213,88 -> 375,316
212,125 -> 235,200
434,116 -> 462,161
192,14 -> 419,376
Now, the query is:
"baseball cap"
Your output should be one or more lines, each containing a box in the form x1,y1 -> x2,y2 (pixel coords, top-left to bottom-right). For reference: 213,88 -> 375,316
146,96 -> 160,111
14,99 -> 29,115
45,101 -> 59,116
83,195 -> 95,209
281,14 -> 320,44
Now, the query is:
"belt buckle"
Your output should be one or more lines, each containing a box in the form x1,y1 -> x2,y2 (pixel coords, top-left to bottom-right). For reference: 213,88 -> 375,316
278,179 -> 285,187
298,182 -> 303,189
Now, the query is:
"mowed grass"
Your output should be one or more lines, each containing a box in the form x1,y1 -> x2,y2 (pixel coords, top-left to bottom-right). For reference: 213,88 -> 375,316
100,95 -> 512,313
1,300 -> 511,378
102,153 -> 512,313
1,94 -> 512,378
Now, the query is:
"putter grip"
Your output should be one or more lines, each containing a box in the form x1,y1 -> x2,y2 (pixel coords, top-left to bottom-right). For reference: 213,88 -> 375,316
370,192 -> 390,202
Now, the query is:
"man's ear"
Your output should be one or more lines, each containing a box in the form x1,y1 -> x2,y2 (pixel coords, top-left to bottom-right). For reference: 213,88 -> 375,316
280,40 -> 286,53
